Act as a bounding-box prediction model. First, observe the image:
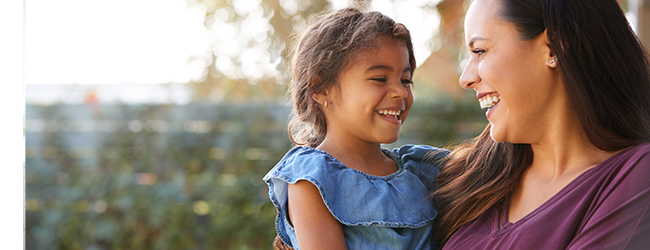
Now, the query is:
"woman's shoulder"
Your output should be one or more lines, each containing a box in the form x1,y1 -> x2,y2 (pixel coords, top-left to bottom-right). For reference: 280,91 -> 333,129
583,141 -> 650,210
566,142 -> 650,249
603,142 -> 650,169
626,141 -> 650,158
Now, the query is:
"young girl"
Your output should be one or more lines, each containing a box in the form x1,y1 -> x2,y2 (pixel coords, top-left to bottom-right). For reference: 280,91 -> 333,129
264,8 -> 448,250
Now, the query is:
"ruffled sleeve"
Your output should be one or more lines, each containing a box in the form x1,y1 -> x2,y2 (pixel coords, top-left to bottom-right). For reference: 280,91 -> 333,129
263,145 -> 448,246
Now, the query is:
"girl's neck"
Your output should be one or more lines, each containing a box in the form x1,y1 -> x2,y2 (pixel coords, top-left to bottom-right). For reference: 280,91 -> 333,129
317,136 -> 397,176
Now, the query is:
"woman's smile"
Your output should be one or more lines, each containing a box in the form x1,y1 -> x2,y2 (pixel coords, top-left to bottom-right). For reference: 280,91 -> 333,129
477,92 -> 502,119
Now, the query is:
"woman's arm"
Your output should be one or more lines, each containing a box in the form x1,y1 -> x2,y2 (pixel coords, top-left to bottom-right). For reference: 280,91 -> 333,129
288,180 -> 347,250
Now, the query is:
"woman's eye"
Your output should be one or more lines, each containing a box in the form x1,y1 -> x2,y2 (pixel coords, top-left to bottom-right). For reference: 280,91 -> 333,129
471,49 -> 486,57
401,79 -> 413,85
371,78 -> 387,83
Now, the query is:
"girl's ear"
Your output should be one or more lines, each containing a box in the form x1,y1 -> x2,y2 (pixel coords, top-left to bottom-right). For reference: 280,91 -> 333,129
312,90 -> 329,108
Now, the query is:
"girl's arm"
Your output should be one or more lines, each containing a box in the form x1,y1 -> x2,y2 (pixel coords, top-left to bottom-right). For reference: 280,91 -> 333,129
288,180 -> 347,250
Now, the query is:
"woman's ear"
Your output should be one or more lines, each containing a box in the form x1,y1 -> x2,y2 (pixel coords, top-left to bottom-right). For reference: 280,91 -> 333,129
541,30 -> 558,68
547,56 -> 558,68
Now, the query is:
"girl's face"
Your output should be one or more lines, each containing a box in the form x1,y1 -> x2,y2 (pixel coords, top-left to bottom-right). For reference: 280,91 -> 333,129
321,37 -> 413,145
460,0 -> 562,143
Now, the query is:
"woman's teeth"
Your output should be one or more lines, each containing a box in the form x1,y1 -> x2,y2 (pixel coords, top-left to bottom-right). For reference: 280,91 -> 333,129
479,95 -> 501,109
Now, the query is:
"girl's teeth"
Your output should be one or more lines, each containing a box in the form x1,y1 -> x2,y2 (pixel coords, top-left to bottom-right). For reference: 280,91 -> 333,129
379,110 -> 400,115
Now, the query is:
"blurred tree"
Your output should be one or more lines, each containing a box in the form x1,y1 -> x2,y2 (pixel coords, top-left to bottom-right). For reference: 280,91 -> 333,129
186,0 -> 330,102
413,0 -> 468,98
186,0 -> 473,102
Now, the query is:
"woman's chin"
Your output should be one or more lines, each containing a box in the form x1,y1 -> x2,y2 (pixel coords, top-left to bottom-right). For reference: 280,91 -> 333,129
489,126 -> 506,143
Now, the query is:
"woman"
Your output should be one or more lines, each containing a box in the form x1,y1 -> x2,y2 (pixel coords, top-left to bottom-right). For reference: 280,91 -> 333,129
434,0 -> 650,249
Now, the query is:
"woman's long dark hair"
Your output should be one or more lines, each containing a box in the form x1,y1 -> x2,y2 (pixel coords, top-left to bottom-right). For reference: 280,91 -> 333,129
433,0 -> 650,244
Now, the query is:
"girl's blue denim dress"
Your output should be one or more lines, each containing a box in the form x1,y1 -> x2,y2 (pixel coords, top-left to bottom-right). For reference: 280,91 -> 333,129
263,145 -> 448,249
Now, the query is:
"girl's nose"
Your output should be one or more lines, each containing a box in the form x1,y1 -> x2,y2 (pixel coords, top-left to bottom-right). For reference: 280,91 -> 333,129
390,81 -> 409,99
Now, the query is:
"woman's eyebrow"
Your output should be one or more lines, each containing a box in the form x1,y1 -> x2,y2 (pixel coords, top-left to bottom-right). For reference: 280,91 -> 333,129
468,36 -> 488,47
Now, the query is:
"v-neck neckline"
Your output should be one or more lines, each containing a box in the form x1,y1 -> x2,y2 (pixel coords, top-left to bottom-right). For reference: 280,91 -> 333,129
492,146 -> 635,234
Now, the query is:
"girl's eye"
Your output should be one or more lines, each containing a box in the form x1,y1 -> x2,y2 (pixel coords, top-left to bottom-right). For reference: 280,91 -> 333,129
471,49 -> 486,57
401,79 -> 413,85
371,78 -> 387,83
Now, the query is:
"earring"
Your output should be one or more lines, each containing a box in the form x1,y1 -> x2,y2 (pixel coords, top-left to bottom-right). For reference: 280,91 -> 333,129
549,58 -> 556,64
324,100 -> 328,108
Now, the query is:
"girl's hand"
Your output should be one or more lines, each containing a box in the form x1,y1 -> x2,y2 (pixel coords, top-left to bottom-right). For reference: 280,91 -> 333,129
273,235 -> 294,250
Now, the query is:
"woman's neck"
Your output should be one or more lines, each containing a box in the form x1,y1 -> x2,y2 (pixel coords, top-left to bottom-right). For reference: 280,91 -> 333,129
507,109 -> 622,223
528,113 -> 617,179
524,81 -> 618,176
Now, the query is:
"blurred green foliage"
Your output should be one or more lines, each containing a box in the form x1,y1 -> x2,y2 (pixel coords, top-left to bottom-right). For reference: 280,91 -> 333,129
25,95 -> 485,249
26,103 -> 290,249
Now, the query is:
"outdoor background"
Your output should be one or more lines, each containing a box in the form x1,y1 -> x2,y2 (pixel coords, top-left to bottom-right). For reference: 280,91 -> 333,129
24,0 -> 644,249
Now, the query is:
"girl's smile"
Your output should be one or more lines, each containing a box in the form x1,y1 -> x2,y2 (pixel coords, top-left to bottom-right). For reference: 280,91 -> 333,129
376,107 -> 405,125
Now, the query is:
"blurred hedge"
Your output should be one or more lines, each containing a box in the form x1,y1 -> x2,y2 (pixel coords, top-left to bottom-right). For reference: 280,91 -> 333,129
25,95 -> 485,249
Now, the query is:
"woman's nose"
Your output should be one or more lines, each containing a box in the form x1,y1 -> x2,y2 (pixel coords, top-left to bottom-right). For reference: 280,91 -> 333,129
459,60 -> 479,89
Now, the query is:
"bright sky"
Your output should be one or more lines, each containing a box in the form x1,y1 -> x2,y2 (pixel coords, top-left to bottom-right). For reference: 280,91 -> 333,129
26,0 -> 441,85
26,0 -> 209,85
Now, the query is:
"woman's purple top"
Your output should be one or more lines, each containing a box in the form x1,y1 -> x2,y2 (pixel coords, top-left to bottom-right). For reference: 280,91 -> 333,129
443,142 -> 650,250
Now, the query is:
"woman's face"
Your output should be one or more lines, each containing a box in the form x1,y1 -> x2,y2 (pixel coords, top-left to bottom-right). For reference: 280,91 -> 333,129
460,0 -> 563,143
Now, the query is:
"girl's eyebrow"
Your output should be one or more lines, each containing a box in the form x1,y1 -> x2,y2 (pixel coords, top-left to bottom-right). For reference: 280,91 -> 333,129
365,65 -> 412,73
365,65 -> 393,72
468,36 -> 488,47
